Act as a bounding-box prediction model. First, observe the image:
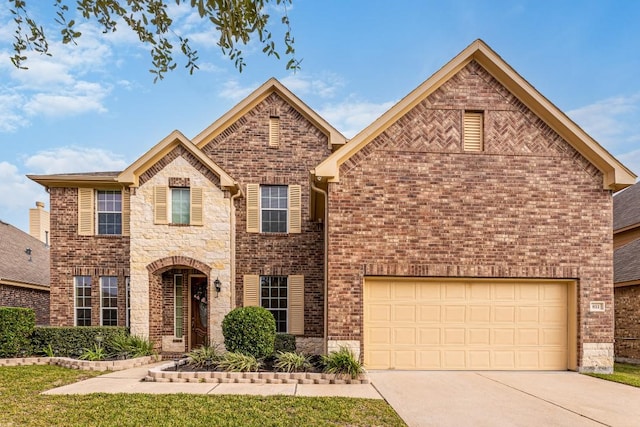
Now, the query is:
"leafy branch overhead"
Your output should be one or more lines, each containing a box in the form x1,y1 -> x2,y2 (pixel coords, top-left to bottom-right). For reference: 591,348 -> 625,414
9,0 -> 300,81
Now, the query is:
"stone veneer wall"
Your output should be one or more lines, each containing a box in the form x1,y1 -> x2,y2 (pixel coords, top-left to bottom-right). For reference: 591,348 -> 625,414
614,285 -> 640,362
326,61 -> 614,372
48,187 -> 129,327
0,284 -> 50,325
129,155 -> 231,351
201,92 -> 331,340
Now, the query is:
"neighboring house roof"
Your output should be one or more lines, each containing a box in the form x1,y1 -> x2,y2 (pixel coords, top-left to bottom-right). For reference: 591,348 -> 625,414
192,78 -> 347,150
0,220 -> 49,290
614,238 -> 640,286
614,182 -> 640,232
313,39 -> 636,190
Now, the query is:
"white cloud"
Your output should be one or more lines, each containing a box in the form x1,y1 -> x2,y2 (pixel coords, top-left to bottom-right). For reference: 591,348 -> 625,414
0,161 -> 47,231
568,93 -> 640,152
280,73 -> 345,98
318,98 -> 397,139
618,149 -> 640,178
0,93 -> 28,132
23,82 -> 110,117
24,147 -> 129,174
218,79 -> 260,102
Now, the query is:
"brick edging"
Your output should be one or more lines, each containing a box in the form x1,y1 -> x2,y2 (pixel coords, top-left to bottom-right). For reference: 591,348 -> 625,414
0,355 -> 161,372
147,362 -> 369,384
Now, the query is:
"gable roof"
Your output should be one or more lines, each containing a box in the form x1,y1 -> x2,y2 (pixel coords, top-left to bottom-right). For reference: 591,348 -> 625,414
0,221 -> 49,290
313,39 -> 636,190
192,78 -> 347,150
118,130 -> 237,189
614,238 -> 640,286
614,182 -> 640,232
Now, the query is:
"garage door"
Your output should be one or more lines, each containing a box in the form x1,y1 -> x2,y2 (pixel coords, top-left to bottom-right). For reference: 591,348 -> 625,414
364,279 -> 568,370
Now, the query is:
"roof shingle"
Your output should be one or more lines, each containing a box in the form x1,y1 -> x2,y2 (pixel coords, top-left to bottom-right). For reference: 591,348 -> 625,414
614,182 -> 640,231
0,221 -> 49,288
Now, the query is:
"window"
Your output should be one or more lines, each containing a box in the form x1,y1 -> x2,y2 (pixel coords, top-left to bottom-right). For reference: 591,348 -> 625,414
96,190 -> 122,235
174,275 -> 184,338
260,276 -> 288,333
100,276 -> 118,326
261,186 -> 288,233
171,188 -> 190,224
74,276 -> 91,326
154,186 -> 203,226
463,111 -> 483,151
243,275 -> 304,335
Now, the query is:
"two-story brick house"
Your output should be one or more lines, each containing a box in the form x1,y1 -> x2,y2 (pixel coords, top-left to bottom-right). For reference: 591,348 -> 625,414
30,40 -> 635,372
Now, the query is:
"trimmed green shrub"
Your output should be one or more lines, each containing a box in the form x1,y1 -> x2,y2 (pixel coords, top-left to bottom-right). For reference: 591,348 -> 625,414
222,306 -> 276,359
0,307 -> 36,357
31,326 -> 128,358
274,333 -> 296,354
322,347 -> 364,379
218,352 -> 261,372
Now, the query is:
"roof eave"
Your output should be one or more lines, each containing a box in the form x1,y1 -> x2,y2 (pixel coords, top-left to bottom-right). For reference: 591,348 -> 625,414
27,174 -> 120,188
193,78 -> 347,150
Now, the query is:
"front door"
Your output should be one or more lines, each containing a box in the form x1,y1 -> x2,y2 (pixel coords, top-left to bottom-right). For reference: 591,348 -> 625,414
190,276 -> 208,348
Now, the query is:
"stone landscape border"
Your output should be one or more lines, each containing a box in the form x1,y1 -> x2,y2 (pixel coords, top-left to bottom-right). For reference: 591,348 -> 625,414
147,361 -> 370,384
0,355 -> 160,371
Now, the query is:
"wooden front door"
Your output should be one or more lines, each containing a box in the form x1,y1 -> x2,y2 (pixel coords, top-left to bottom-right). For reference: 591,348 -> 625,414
190,276 -> 208,348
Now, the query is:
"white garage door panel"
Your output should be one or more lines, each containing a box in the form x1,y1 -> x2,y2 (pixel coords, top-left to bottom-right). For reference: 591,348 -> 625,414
364,279 -> 568,370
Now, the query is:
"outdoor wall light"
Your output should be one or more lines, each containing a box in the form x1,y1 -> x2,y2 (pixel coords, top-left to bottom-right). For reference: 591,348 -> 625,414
214,277 -> 222,297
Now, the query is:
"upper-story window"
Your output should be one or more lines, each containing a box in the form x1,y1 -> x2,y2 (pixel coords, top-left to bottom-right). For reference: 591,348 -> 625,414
171,188 -> 191,225
97,190 -> 122,235
246,184 -> 301,234
261,186 -> 287,232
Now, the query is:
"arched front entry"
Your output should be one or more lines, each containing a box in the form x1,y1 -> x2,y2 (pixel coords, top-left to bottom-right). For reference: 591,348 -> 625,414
147,256 -> 212,355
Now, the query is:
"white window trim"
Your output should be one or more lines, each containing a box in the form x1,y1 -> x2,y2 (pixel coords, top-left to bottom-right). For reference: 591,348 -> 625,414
260,275 -> 288,333
170,187 -> 191,225
100,276 -> 118,326
95,189 -> 123,235
259,185 -> 289,233
74,276 -> 91,327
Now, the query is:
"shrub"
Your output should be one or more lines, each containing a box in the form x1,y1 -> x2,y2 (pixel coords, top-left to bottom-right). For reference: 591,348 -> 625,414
110,334 -> 155,359
218,352 -> 261,372
274,351 -> 311,373
79,343 -> 107,361
274,333 -> 296,354
222,307 -> 275,359
0,307 -> 36,357
31,326 -> 128,358
187,344 -> 221,369
322,347 -> 364,379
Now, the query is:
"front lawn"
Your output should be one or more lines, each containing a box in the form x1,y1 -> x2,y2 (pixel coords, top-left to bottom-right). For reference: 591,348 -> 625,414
0,365 -> 406,426
586,363 -> 640,388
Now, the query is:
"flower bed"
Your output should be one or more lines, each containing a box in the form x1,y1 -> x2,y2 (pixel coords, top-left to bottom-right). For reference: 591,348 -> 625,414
147,361 -> 369,384
0,355 -> 161,371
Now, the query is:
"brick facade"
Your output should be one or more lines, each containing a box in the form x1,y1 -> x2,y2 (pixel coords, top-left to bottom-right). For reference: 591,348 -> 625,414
0,284 -> 50,325
202,92 -> 330,339
326,61 -> 613,370
49,187 -> 130,327
615,285 -> 640,361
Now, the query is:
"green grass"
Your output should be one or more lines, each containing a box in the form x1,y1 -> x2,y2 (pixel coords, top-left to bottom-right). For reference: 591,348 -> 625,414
587,363 -> 640,388
0,365 -> 406,426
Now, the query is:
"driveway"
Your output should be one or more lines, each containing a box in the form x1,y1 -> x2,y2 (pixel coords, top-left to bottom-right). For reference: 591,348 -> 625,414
369,371 -> 640,427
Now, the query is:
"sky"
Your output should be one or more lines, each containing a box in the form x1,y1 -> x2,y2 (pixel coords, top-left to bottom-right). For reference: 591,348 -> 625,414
1,0 -> 640,233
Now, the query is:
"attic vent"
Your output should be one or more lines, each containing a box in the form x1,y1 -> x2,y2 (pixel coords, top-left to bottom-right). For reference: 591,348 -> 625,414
463,111 -> 483,152
269,116 -> 280,147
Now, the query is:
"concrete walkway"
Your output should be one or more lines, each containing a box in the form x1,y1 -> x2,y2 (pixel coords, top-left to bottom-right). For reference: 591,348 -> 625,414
42,363 -> 382,399
368,370 -> 640,427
